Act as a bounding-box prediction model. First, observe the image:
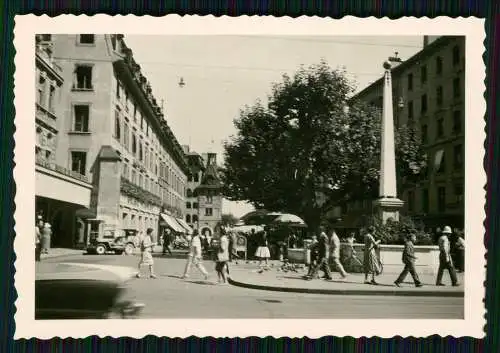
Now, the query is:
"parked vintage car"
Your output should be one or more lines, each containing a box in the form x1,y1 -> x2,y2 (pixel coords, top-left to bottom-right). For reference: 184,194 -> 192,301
35,262 -> 144,319
86,229 -> 139,255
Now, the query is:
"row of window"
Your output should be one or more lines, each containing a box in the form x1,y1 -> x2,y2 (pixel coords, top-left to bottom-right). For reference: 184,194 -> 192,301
122,163 -> 182,210
185,214 -> 199,224
406,77 -> 461,119
185,197 -> 214,208
421,110 -> 462,145
185,209 -> 214,223
39,34 -> 95,45
431,144 -> 463,175
407,183 -> 463,214
407,44 -> 462,90
113,77 -> 185,196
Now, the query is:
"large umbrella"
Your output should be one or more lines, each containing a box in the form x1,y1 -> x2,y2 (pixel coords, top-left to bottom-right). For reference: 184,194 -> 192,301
270,213 -> 307,227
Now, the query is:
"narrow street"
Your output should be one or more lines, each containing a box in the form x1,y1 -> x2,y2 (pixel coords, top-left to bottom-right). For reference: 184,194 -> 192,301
40,254 -> 464,319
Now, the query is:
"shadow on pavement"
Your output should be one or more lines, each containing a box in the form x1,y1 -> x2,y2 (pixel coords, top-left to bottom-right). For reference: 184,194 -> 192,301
185,280 -> 216,286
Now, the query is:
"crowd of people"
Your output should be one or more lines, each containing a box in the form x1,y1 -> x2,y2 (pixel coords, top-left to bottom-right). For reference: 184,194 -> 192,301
300,224 -> 463,287
111,221 -> 467,288
35,211 -> 465,288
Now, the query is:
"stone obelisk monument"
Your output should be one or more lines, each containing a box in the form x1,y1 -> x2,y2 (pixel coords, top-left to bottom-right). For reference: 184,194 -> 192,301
373,61 -> 404,223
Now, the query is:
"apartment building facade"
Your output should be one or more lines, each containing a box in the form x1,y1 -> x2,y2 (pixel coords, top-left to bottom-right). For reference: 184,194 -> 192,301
35,34 -> 93,248
345,35 -> 465,229
50,34 -> 189,245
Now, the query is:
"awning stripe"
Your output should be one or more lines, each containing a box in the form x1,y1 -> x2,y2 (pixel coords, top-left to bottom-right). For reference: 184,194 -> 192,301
175,218 -> 193,234
160,213 -> 185,233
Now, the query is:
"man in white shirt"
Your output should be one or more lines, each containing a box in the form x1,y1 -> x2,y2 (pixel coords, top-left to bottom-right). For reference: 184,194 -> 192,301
436,226 -> 459,286
329,230 -> 348,279
182,229 -> 209,280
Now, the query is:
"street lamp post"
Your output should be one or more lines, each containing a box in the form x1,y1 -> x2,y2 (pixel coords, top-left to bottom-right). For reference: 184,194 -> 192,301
372,60 -> 404,223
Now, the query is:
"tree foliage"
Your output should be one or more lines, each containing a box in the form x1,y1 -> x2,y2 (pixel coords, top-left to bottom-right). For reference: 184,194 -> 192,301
222,61 -> 426,230
221,213 -> 239,227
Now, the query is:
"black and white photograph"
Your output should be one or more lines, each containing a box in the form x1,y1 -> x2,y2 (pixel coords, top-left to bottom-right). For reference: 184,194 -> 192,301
14,15 -> 485,338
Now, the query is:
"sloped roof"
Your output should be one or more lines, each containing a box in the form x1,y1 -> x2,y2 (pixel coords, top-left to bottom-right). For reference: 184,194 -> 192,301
195,164 -> 222,191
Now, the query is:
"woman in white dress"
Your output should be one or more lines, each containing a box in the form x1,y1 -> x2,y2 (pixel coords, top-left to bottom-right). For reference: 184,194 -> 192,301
255,230 -> 271,272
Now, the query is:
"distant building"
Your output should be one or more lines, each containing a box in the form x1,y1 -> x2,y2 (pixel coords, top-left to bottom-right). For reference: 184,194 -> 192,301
35,34 -> 93,248
184,146 -> 223,237
47,34 -> 189,246
338,35 -> 465,230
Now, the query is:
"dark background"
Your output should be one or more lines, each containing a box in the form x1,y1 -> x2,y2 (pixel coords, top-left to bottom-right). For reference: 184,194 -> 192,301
0,1 -> 496,352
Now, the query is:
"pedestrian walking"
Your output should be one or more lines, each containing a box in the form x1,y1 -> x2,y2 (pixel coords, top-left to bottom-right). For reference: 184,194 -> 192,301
364,226 -> 382,285
255,230 -> 271,272
41,222 -> 52,254
162,229 -> 173,256
136,228 -> 157,279
394,232 -> 423,287
182,229 -> 209,280
306,227 -> 332,281
436,226 -> 459,286
215,230 -> 230,284
35,216 -> 43,262
329,229 -> 348,279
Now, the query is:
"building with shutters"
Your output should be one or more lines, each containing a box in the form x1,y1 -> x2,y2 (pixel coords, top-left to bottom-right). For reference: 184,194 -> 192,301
46,34 -> 189,246
337,35 -> 465,230
183,146 -> 223,237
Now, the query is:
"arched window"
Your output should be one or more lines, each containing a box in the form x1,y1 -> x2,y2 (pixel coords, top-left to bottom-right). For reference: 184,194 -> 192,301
186,188 -> 193,197
186,214 -> 191,223
186,202 -> 191,209
192,215 -> 198,223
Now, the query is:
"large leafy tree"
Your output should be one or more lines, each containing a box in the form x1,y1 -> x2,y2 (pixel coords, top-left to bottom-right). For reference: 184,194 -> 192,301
222,61 -> 426,230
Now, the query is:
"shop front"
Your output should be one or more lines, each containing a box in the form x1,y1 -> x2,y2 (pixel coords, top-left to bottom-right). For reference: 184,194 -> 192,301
35,163 -> 92,248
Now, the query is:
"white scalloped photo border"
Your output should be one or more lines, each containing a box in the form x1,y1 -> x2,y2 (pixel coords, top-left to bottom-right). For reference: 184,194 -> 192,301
13,14 -> 486,339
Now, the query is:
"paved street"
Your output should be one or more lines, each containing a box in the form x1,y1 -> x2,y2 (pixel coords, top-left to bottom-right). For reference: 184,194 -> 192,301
40,253 -> 464,319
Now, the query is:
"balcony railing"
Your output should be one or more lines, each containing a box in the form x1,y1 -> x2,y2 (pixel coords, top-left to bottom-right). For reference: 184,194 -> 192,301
35,155 -> 89,183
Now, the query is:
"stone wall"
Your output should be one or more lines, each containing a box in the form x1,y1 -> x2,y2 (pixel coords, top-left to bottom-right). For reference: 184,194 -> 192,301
287,243 -> 441,275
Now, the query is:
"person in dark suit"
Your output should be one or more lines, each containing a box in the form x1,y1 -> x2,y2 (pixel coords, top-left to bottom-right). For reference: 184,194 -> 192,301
394,232 -> 423,287
306,227 -> 332,281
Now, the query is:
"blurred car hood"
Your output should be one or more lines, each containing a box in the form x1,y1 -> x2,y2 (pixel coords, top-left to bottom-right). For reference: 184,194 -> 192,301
36,262 -> 136,283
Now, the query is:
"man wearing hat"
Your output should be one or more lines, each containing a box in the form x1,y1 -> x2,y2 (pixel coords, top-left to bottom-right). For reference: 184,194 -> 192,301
394,232 -> 422,287
436,226 -> 459,286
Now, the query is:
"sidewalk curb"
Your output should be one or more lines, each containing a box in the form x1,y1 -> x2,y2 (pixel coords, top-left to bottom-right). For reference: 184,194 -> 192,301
227,277 -> 464,298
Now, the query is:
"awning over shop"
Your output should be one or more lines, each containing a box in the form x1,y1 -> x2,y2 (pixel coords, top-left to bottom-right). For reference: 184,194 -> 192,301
36,166 -> 92,208
175,218 -> 193,234
160,213 -> 185,233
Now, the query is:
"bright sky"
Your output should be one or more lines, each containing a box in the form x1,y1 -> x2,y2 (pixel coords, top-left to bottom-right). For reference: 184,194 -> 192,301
124,35 -> 424,218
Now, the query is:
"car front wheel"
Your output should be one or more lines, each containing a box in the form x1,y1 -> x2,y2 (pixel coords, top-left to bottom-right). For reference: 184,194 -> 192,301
95,244 -> 107,255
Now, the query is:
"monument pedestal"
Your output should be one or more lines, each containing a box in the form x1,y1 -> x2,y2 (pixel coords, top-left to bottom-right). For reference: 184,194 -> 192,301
373,197 -> 404,223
